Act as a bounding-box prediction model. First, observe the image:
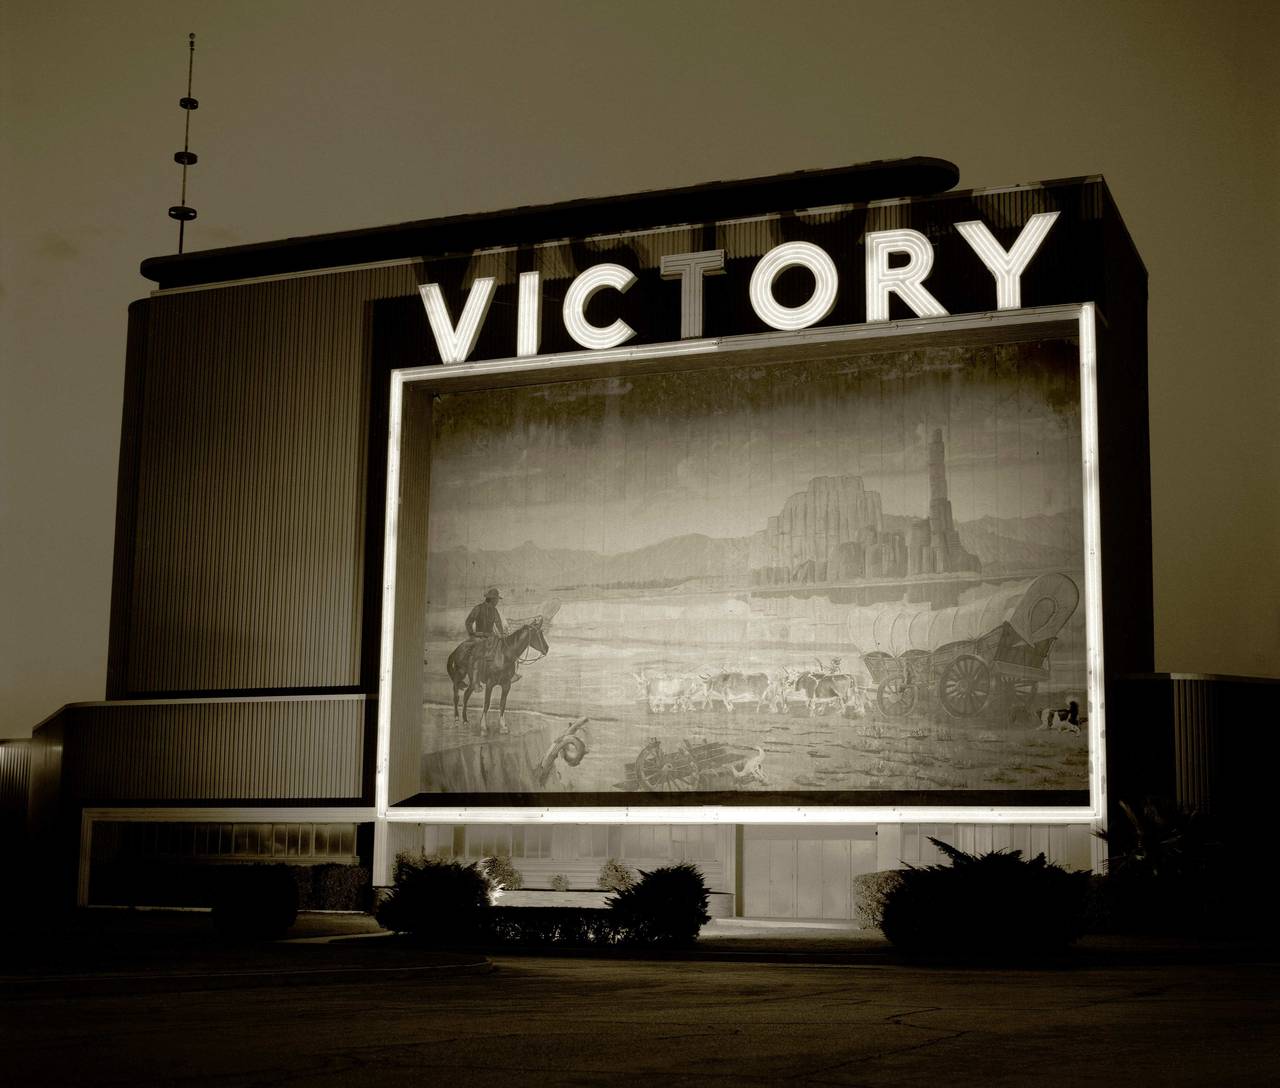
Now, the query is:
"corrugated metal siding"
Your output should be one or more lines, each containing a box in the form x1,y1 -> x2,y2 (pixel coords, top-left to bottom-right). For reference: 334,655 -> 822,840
1172,678 -> 1218,812
61,698 -> 364,802
26,717 -> 65,836
123,264 -> 419,693
389,386 -> 433,805
900,822 -> 1094,872
0,741 -> 31,815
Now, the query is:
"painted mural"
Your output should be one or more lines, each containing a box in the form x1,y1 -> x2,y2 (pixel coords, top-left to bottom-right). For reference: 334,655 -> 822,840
419,339 -> 1090,797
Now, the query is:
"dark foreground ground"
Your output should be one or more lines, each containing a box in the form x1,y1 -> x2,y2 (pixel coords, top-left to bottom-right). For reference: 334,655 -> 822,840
3,913 -> 1278,1086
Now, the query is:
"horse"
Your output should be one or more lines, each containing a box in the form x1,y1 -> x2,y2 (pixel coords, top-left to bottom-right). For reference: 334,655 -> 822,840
446,619 -> 549,735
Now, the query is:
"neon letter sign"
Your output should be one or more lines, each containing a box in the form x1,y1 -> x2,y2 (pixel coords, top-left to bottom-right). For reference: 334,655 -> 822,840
864,229 -> 948,322
563,263 -> 637,350
418,277 -> 496,364
749,241 -> 839,331
517,271 -> 541,357
660,249 -> 725,339
955,212 -> 1059,310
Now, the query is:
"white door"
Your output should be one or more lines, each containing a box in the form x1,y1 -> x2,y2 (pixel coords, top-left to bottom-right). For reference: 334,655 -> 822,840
742,826 -> 877,919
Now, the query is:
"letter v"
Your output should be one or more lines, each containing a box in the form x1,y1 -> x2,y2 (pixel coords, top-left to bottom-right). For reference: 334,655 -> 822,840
418,277 -> 496,363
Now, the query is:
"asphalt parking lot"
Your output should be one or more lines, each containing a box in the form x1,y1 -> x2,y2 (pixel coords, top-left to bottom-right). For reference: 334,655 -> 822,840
5,948 -> 1278,1086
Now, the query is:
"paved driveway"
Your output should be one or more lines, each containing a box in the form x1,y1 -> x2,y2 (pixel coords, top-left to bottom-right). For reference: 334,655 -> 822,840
5,954 -> 1278,1086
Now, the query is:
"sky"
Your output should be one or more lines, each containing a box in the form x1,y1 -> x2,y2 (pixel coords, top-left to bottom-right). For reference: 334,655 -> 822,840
427,344 -> 1083,553
2,1 -> 1278,736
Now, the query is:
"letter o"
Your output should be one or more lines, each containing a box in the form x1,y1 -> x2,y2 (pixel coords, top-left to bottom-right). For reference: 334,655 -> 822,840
749,242 -> 839,331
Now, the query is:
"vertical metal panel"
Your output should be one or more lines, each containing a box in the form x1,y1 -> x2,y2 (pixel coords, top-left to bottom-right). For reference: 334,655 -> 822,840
1172,677 -> 1217,812
25,716 -> 65,837
388,386 -> 433,805
0,741 -> 31,815
125,264 -> 419,693
62,698 -> 364,801
107,303 -> 152,696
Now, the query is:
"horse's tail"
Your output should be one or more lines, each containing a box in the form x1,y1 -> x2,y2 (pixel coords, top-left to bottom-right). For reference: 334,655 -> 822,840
446,643 -> 470,686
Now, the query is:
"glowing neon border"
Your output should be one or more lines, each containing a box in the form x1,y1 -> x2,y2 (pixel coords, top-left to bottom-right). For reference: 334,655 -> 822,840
373,305 -> 1106,867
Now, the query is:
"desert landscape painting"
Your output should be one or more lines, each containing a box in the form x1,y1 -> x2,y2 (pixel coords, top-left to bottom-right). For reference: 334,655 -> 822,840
419,340 -> 1091,798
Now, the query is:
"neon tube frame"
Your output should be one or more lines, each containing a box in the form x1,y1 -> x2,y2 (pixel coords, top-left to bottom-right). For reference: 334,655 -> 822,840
373,304 -> 1106,845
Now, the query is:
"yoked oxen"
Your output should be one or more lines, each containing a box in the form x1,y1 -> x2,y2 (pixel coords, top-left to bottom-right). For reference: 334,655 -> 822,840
702,671 -> 778,713
791,670 -> 863,716
632,673 -> 707,713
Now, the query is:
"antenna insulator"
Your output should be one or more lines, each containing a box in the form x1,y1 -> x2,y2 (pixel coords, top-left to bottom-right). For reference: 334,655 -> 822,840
174,151 -> 199,165
180,97 -> 199,110
168,205 -> 198,222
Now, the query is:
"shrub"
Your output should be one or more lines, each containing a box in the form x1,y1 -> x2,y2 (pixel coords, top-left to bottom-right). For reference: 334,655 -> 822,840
481,855 -> 524,893
1096,798 -> 1222,883
879,838 -> 1088,962
375,854 -> 491,942
487,907 -> 623,946
851,869 -> 904,930
549,874 -> 571,892
597,858 -> 636,892
608,862 -> 711,946
1092,798 -> 1246,935
304,864 -> 372,912
211,864 -> 299,941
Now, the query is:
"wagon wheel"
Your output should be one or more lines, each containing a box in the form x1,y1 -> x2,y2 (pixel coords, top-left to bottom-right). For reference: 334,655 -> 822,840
877,676 -> 916,718
1005,677 -> 1038,707
939,655 -> 992,718
635,740 -> 695,792
679,740 -> 705,790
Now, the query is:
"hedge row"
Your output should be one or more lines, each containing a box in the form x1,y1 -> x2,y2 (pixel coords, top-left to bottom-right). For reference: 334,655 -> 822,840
376,857 -> 711,947
89,860 -> 371,912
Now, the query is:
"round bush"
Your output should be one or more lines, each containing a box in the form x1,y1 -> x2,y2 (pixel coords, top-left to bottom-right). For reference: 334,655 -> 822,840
851,869 -> 904,930
481,855 -> 524,892
608,863 -> 711,946
597,858 -> 636,892
375,855 -> 491,943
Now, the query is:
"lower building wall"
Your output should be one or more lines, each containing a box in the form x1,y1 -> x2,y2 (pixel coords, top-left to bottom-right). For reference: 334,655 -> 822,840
383,820 -> 1096,921
82,817 -> 369,908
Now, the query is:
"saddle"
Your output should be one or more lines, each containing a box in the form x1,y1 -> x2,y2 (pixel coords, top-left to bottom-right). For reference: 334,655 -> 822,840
461,634 -> 508,678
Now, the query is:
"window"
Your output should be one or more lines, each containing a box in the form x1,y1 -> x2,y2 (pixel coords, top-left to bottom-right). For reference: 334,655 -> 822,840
92,821 -> 359,862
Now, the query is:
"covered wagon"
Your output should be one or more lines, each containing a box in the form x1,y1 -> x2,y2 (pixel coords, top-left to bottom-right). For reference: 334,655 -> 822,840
851,574 -> 1080,719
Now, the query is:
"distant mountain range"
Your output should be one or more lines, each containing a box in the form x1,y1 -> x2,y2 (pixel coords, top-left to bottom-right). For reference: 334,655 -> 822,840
428,511 -> 1082,604
428,533 -> 751,604
955,513 -> 1083,573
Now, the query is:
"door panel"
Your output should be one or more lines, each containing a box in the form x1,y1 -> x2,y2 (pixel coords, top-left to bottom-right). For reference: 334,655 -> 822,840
820,839 -> 851,919
740,826 -> 877,919
796,839 -> 823,918
768,839 -> 796,917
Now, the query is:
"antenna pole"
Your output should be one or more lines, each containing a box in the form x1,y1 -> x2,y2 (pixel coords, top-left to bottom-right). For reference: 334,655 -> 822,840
168,33 -> 200,253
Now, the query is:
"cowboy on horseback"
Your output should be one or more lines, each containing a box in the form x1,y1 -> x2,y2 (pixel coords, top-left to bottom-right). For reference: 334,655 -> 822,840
449,591 -> 552,734
465,588 -> 520,682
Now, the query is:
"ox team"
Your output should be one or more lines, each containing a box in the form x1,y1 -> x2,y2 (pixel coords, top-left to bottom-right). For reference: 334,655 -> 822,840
633,667 -> 861,717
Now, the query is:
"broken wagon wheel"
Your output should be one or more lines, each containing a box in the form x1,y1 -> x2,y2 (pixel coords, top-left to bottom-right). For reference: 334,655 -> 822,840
877,675 -> 916,718
559,736 -> 587,767
635,739 -> 669,791
939,655 -> 992,718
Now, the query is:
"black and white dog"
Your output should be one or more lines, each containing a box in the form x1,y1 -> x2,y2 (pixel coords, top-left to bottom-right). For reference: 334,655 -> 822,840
1037,699 -> 1086,734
